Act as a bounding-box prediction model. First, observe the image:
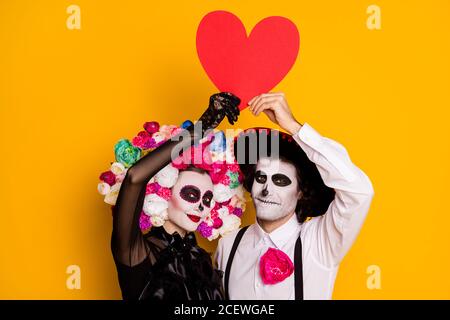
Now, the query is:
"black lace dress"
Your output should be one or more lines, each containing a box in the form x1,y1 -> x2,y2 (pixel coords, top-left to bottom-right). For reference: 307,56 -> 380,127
110,93 -> 240,300
114,226 -> 224,300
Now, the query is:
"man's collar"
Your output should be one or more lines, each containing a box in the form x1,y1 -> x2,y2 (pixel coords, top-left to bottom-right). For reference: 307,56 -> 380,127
253,213 -> 300,249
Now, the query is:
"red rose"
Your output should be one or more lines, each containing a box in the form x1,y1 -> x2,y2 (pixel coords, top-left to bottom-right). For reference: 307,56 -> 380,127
99,170 -> 116,186
143,121 -> 160,134
259,248 -> 294,285
212,217 -> 223,229
146,182 -> 161,195
132,130 -> 151,149
157,187 -> 172,201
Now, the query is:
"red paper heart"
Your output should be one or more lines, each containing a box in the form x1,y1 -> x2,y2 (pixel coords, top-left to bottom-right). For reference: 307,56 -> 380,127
196,11 -> 300,110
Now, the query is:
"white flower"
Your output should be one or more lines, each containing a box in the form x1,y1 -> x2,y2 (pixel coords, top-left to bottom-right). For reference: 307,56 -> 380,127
234,185 -> 244,198
110,162 -> 126,175
155,164 -> 179,188
230,186 -> 246,210
217,206 -> 230,219
143,194 -> 169,216
104,183 -> 122,205
159,125 -> 177,139
203,215 -> 214,227
210,151 -> 226,162
219,214 -> 241,237
160,209 -> 169,220
115,173 -> 126,183
207,229 -> 220,241
97,182 -> 110,195
150,215 -> 166,227
152,132 -> 167,144
224,139 -> 234,161
213,183 -> 233,203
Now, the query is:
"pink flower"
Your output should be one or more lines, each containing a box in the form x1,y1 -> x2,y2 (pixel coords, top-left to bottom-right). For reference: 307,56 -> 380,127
219,199 -> 231,206
144,131 -> 167,149
230,195 -> 243,207
172,143 -> 213,171
131,136 -> 143,148
209,163 -> 228,184
190,144 -> 213,170
259,248 -> 294,285
132,130 -> 154,149
170,127 -> 183,137
233,207 -> 243,217
159,125 -> 177,138
210,205 -> 219,220
157,187 -> 172,201
197,222 -> 213,238
139,211 -> 152,231
212,217 -> 223,229
143,121 -> 160,134
99,170 -> 116,186
228,163 -> 241,173
146,182 -> 161,195
219,174 -> 231,185
171,160 -> 189,170
115,173 -> 126,183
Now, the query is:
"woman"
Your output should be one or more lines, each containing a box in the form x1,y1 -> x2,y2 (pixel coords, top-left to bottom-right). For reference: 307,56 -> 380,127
110,92 -> 241,300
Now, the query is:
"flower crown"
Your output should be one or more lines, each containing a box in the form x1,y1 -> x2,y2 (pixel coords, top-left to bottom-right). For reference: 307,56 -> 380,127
97,120 -> 246,241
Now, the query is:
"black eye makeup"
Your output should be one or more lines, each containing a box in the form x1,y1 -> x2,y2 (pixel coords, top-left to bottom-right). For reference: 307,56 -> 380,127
180,185 -> 201,203
254,170 -> 267,184
202,190 -> 213,208
271,174 -> 292,187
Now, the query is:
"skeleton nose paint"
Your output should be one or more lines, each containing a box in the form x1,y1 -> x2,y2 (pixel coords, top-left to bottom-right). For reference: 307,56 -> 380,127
251,158 -> 300,222
261,186 -> 269,197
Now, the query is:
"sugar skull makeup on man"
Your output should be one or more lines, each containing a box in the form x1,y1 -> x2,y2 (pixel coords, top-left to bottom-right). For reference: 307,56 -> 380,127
251,157 -> 301,224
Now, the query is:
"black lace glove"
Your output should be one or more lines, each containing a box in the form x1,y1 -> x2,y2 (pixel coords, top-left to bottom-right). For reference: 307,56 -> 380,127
197,92 -> 241,132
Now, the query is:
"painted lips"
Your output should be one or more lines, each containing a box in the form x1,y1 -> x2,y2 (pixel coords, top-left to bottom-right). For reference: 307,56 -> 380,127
187,214 -> 201,223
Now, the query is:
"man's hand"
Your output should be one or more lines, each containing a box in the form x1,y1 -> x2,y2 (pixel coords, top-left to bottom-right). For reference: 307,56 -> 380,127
248,92 -> 302,135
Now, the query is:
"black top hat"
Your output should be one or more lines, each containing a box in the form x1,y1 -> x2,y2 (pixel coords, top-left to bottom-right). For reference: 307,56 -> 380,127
233,127 -> 335,222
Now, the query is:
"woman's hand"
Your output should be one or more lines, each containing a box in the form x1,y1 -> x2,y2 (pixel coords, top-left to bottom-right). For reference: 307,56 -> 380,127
248,92 -> 302,135
198,92 -> 241,131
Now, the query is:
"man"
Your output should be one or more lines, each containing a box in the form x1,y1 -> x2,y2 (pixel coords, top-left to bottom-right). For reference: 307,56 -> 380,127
215,92 -> 374,300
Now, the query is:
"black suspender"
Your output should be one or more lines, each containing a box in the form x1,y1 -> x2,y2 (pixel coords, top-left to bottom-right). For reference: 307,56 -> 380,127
294,233 -> 303,300
224,225 -> 303,300
224,225 -> 249,300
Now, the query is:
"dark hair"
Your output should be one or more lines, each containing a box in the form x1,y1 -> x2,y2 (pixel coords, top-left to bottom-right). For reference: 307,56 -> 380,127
237,130 -> 335,223
180,165 -> 209,175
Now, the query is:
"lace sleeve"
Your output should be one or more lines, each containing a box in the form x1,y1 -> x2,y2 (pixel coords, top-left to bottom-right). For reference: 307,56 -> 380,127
111,125 -> 198,266
110,92 -> 241,267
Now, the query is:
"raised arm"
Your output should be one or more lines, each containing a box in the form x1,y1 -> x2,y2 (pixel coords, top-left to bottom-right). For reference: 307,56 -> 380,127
249,92 -> 374,267
293,123 -> 374,267
111,92 -> 241,267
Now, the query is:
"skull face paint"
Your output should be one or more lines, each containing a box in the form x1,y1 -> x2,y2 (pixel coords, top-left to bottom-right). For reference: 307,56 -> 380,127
251,157 -> 301,221
168,170 -> 214,232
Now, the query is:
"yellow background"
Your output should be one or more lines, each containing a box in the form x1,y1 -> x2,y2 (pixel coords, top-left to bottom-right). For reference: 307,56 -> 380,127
1,0 -> 449,299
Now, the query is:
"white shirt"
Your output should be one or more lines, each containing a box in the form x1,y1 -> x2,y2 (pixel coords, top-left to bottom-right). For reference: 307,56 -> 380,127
215,122 -> 375,300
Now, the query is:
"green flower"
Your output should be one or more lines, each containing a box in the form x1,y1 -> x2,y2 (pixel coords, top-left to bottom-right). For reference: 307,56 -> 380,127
114,139 -> 141,168
228,171 -> 240,189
